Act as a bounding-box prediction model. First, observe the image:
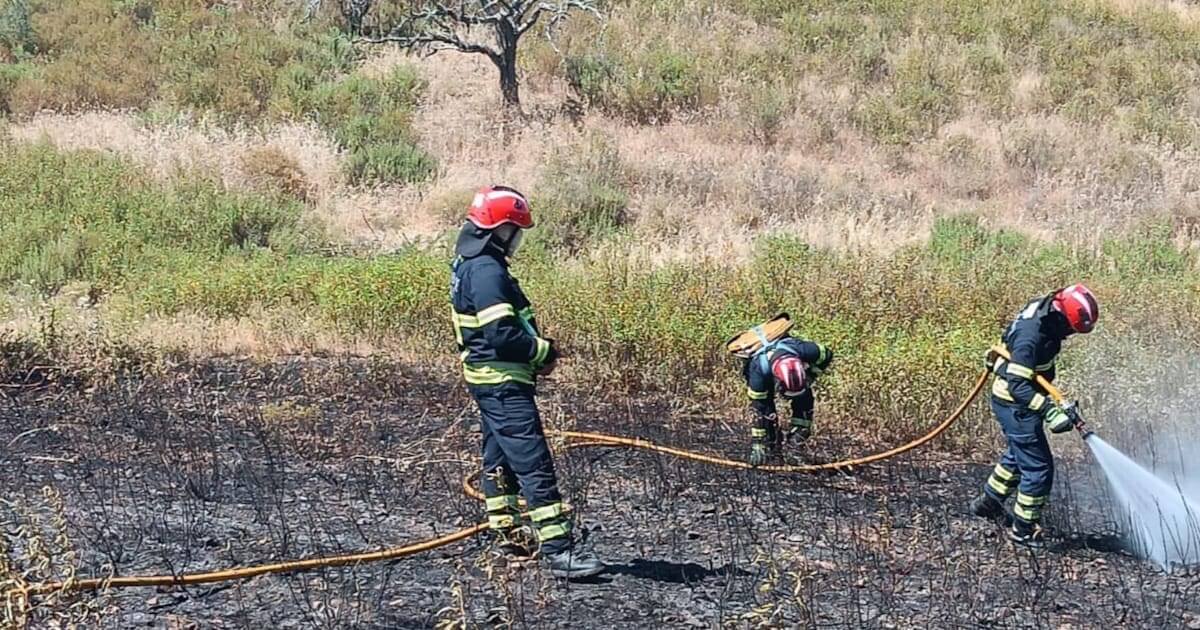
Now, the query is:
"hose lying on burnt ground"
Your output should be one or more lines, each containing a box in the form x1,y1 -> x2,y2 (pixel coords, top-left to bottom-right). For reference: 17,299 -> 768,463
8,367 -> 989,599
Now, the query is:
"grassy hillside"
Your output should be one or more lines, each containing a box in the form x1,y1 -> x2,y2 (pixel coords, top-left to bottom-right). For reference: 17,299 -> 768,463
2,139 -> 1198,447
1,0 -> 1199,442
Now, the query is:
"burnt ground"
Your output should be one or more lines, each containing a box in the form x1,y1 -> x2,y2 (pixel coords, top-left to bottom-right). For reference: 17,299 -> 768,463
2,358 -> 1199,629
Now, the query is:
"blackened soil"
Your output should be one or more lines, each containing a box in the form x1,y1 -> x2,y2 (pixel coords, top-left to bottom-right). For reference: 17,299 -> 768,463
2,358 -> 1198,629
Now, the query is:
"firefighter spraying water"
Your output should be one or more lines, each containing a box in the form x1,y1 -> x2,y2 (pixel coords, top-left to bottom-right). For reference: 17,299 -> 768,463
968,284 -> 1098,547
966,286 -> 1200,566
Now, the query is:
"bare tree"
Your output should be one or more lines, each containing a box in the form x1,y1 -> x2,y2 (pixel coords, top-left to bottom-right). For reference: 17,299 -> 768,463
362,1 -> 600,111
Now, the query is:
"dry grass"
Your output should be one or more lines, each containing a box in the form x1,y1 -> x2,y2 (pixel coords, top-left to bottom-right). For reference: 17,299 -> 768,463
8,0 -> 1200,265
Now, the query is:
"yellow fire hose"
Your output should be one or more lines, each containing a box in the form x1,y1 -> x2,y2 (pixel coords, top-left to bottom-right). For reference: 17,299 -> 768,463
989,345 -> 1093,438
989,345 -> 1067,404
10,367 -> 992,600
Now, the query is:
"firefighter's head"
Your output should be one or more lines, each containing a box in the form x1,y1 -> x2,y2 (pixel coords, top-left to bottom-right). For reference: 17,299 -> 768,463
465,185 -> 532,257
771,356 -> 808,398
1052,283 -> 1099,335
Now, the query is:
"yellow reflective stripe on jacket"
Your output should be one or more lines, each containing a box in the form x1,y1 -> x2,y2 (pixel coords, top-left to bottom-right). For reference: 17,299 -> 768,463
817,344 -> 831,365
1028,393 -> 1047,412
463,361 -> 535,386
747,387 -> 769,400
450,306 -> 465,346
1036,360 -> 1055,372
1006,362 -> 1035,380
454,303 -> 518,328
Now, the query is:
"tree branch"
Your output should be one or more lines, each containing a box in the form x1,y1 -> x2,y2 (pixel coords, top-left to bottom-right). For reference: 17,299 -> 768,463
358,33 -> 501,59
518,6 -> 543,35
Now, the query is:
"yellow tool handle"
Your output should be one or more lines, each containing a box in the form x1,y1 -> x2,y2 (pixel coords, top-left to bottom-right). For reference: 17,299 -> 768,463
989,344 -> 1066,405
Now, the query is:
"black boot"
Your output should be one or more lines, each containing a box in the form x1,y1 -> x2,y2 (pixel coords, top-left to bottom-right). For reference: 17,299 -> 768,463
969,493 -> 1006,523
543,545 -> 605,579
785,415 -> 812,444
1008,520 -> 1045,549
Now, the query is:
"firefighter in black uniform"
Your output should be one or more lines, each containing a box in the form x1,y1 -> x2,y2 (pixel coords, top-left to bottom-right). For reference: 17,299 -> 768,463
744,335 -> 834,465
969,284 -> 1099,547
450,185 -> 604,578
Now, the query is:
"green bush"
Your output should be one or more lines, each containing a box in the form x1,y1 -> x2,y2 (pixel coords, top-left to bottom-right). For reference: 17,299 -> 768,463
6,143 -> 1200,444
307,66 -> 436,186
742,81 -> 794,146
1,0 -> 356,118
0,0 -> 36,59
530,134 -> 629,253
0,143 -> 315,293
564,53 -> 615,107
853,42 -> 961,144
564,44 -> 715,123
345,141 -> 438,186
0,61 -> 35,113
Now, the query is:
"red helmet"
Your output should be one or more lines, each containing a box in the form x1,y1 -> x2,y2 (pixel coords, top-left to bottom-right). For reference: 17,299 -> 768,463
467,185 -> 533,230
1053,283 -> 1099,334
771,356 -> 808,397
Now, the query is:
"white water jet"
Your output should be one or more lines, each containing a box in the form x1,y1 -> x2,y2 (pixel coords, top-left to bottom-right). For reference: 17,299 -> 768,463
1086,435 -> 1200,569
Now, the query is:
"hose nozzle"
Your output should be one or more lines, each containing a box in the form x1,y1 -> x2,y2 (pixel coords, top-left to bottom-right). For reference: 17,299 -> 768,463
1062,401 -> 1094,439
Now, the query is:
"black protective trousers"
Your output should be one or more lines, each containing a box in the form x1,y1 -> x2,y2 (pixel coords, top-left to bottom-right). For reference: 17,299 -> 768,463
469,381 -> 570,553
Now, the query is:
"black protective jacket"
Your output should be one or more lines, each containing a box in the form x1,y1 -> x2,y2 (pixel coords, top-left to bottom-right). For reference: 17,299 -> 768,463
990,291 -> 1073,416
450,224 -> 556,386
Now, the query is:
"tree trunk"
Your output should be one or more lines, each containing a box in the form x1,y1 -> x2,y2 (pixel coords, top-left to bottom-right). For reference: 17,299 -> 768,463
494,24 -> 521,112
498,56 -> 520,110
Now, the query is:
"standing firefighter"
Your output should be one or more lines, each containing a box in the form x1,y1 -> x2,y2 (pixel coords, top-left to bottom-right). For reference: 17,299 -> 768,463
729,315 -> 834,466
969,284 -> 1099,547
450,185 -> 604,578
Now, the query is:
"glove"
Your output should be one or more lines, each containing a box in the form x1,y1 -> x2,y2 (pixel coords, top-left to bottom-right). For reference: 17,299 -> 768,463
536,339 -> 560,375
1045,405 -> 1074,434
985,348 -> 1000,370
748,441 -> 768,467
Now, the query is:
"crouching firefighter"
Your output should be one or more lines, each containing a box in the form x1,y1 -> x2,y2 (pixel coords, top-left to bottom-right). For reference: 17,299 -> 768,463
737,319 -> 834,466
450,185 -> 604,578
969,284 -> 1099,548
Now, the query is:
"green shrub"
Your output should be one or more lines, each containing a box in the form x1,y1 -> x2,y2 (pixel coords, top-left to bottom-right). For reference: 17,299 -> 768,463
345,141 -> 438,187
742,81 -> 794,146
307,66 -> 435,186
564,44 -> 715,124
564,53 -> 615,107
0,143 -> 315,293
2,0 -> 356,118
853,42 -> 961,144
156,8 -> 356,120
0,0 -> 35,59
7,143 -> 1200,444
531,134 -> 629,252
0,61 -> 35,113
